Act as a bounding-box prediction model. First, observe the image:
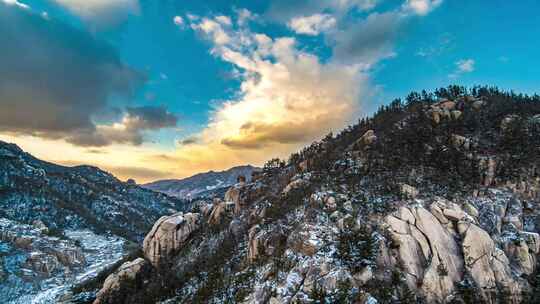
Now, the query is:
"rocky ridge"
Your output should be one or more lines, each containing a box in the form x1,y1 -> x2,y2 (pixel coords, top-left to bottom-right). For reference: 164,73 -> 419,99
89,87 -> 540,303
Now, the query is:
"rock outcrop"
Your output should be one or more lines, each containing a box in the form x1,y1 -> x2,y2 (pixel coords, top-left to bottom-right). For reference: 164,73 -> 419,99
386,202 -> 464,302
248,224 -> 287,262
94,258 -> 152,304
207,199 -> 235,225
143,212 -> 200,267
360,130 -> 377,146
385,194 -> 540,303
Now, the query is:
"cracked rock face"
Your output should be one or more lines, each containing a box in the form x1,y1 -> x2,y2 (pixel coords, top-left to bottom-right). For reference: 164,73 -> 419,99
385,194 -> 540,303
386,203 -> 464,302
143,212 -> 200,267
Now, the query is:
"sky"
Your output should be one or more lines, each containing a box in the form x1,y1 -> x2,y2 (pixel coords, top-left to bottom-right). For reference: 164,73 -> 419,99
0,0 -> 539,183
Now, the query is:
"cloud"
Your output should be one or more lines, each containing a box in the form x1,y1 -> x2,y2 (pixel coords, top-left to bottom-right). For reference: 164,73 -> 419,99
288,14 -> 336,36
106,166 -> 172,182
416,33 -> 453,58
235,8 -> 255,26
1,2 -> 447,183
1,0 -> 29,9
52,0 -> 139,26
173,15 -> 184,27
403,0 -> 443,16
68,106 -> 178,147
152,5 -> 445,176
268,0 -> 378,21
178,136 -> 199,146
330,0 -> 444,66
449,58 -> 475,78
215,15 -> 232,26
125,106 -> 178,130
457,59 -> 475,72
0,5 -> 178,147
220,121 -> 333,149
332,12 -> 401,66
184,13 -> 365,153
190,17 -> 231,45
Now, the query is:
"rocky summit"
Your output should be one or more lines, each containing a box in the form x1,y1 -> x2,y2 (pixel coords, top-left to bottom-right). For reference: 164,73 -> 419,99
88,86 -> 540,304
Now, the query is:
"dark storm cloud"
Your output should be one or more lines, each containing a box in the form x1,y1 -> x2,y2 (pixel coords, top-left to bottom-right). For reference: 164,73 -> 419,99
0,3 -> 148,145
125,106 -> 178,130
66,106 -> 179,147
178,136 -> 199,146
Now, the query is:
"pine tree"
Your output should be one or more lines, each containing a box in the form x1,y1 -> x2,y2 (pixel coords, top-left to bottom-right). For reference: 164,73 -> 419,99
310,283 -> 327,304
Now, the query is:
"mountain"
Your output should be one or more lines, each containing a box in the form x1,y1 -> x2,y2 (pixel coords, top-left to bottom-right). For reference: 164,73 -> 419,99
0,141 -> 187,303
92,86 -> 540,304
143,165 -> 260,200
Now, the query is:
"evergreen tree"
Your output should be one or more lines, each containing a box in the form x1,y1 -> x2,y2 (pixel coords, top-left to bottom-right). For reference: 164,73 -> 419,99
310,283 -> 327,304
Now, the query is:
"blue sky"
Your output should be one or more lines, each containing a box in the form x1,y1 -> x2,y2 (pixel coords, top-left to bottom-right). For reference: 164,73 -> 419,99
0,0 -> 538,182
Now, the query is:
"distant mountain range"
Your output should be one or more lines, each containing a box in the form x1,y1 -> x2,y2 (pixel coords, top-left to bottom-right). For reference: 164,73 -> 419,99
143,165 -> 260,200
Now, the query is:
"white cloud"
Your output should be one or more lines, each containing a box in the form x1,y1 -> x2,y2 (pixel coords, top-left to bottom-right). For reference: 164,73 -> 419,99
215,15 -> 232,26
2,0 -> 30,9
186,13 -> 199,21
288,14 -> 337,36
235,8 -> 255,26
184,14 -> 367,154
52,0 -> 139,27
415,33 -> 453,58
173,15 -> 184,27
403,0 -> 443,16
268,0 -> 379,22
173,3 -> 445,171
335,0 -> 379,11
457,59 -> 475,72
449,58 -> 475,78
191,17 -> 231,45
